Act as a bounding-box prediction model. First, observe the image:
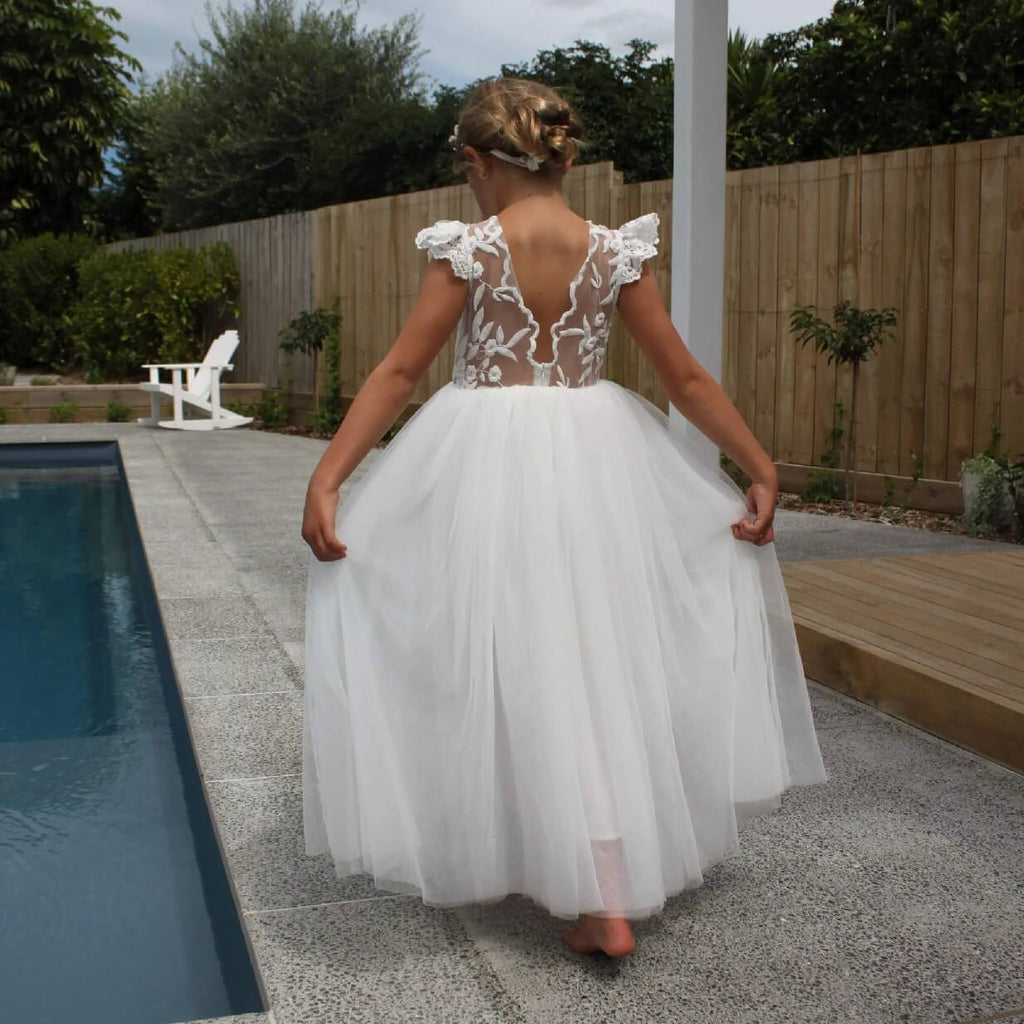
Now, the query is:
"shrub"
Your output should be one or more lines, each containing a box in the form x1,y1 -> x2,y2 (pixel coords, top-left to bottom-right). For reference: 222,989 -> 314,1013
0,233 -> 98,369
106,398 -> 132,422
226,391 -> 288,429
0,405 -> 7,424
70,241 -> 239,381
49,400 -> 77,423
803,467 -> 842,502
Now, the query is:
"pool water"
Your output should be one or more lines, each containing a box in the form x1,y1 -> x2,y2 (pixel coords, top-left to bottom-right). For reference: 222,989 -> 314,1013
0,442 -> 263,1024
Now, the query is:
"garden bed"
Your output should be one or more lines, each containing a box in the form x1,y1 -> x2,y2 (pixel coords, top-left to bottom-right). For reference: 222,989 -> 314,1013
0,382 -> 264,424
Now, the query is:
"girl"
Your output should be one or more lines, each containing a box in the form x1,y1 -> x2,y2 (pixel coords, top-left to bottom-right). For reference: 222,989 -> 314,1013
301,77 -> 827,959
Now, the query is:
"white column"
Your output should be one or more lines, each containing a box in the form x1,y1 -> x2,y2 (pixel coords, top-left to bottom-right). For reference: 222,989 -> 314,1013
670,0 -> 729,470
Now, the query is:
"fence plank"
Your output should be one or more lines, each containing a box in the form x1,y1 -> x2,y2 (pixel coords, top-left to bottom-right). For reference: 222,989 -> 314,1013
975,137 -> 1008,456
775,162 -> 800,463
792,160 -> 820,467
814,159 -> 841,468
948,141 -> 982,477
878,149 -> 907,476
901,146 -> 931,478
925,144 -> 956,480
857,151 -> 885,472
1003,136 -> 1024,458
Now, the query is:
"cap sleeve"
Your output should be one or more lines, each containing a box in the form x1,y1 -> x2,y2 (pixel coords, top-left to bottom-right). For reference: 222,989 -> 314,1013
414,219 -> 477,281
612,212 -> 660,287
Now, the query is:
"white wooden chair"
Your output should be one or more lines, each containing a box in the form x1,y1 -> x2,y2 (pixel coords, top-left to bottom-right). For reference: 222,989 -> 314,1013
138,330 -> 253,430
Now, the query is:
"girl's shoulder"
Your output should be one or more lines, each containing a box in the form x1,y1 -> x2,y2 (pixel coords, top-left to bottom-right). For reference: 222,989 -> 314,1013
592,211 -> 660,249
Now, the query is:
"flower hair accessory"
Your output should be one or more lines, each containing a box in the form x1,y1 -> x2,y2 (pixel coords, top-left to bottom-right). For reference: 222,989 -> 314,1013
447,122 -> 545,172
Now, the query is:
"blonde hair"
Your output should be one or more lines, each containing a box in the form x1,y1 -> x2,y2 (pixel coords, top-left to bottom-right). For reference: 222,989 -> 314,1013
452,77 -> 584,174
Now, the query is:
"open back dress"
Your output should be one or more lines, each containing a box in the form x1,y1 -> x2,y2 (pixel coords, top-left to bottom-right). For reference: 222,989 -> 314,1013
302,212 -> 828,921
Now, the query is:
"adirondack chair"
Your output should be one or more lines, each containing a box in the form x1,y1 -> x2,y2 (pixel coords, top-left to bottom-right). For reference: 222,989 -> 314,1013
138,330 -> 253,430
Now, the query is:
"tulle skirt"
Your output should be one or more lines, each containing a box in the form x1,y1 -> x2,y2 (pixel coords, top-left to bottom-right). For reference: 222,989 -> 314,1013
302,380 -> 828,921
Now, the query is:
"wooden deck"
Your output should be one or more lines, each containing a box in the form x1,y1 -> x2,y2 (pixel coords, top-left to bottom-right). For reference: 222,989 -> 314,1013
781,547 -> 1024,773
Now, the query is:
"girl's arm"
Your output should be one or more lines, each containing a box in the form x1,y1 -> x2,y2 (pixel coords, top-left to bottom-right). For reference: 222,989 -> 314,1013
302,260 -> 467,561
616,263 -> 778,546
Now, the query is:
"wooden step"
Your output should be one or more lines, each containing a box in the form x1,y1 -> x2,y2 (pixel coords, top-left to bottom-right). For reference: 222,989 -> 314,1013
781,548 -> 1024,773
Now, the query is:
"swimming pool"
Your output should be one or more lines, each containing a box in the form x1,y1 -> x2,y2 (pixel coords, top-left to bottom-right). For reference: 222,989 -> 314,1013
0,442 -> 264,1024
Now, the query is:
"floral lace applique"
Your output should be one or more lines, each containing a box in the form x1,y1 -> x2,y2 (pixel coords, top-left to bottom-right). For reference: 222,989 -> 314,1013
414,220 -> 482,281
603,212 -> 660,299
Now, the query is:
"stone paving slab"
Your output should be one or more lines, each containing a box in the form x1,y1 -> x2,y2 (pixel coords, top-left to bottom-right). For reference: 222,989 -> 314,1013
4,421 -> 1023,1024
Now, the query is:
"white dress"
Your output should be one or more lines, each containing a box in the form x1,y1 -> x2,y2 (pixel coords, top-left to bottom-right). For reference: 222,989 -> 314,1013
302,212 -> 828,921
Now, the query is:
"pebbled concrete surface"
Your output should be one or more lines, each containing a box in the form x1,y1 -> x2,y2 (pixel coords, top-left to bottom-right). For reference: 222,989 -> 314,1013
3,421 -> 1023,1024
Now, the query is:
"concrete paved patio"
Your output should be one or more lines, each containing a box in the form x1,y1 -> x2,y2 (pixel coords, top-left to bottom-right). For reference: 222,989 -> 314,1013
3,421 -> 1023,1024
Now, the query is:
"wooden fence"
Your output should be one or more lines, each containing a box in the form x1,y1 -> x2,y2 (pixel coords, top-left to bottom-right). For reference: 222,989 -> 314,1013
726,136 -> 1024,483
108,210 -> 315,390
112,135 -> 1024,483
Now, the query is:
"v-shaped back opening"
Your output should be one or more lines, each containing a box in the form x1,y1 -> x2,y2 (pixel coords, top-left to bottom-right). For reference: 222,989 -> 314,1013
491,215 -> 597,367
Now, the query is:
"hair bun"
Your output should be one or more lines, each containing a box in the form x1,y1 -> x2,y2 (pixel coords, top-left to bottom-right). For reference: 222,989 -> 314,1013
452,77 -> 585,173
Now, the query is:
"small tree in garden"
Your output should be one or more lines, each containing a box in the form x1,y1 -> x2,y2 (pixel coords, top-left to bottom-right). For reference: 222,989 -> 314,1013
789,299 -> 899,511
278,299 -> 341,433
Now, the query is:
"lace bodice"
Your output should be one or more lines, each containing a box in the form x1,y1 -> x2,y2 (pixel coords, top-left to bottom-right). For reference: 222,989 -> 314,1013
415,213 -> 660,388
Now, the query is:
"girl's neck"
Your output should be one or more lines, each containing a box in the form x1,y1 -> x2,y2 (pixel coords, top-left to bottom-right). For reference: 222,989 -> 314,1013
479,173 -> 569,220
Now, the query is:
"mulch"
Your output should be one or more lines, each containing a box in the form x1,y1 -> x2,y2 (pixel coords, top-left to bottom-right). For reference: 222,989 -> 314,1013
775,491 -> 1021,545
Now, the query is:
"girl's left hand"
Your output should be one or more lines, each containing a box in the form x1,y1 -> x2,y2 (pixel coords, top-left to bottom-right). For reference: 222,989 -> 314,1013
732,480 -> 776,546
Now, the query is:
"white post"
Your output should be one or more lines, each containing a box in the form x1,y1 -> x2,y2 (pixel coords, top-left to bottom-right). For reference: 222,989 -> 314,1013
670,0 -> 729,471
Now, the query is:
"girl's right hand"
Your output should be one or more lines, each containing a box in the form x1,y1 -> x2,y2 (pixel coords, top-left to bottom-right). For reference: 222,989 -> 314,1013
302,484 -> 348,561
731,479 -> 777,546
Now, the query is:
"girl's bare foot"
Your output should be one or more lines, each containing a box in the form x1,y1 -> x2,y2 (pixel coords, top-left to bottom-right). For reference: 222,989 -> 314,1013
562,914 -> 636,957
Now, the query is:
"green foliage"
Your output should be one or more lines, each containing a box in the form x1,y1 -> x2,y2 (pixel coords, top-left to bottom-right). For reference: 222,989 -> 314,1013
114,0 -> 431,232
960,454 -> 1014,537
881,475 -> 895,508
227,390 -> 290,428
961,427 -> 1024,541
0,0 -> 141,243
0,405 -> 7,423
821,401 -> 845,470
0,233 -> 98,367
790,301 -> 900,367
49,399 -> 77,423
803,468 -> 842,502
726,28 -> 786,169
279,304 -> 341,359
803,399 -> 844,502
746,0 -> 1024,168
502,39 -> 674,183
93,0 -> 1024,237
69,241 -> 239,380
105,397 -> 131,422
314,299 -> 343,436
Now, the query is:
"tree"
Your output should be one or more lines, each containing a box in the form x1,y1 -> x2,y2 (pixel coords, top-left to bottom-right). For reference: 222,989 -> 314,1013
116,0 -> 443,232
726,28 -> 786,169
747,0 -> 1024,166
502,40 -> 674,183
0,0 -> 140,244
790,300 -> 899,510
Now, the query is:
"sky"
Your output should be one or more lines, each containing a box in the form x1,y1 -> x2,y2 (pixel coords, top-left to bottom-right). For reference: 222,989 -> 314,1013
113,0 -> 837,88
